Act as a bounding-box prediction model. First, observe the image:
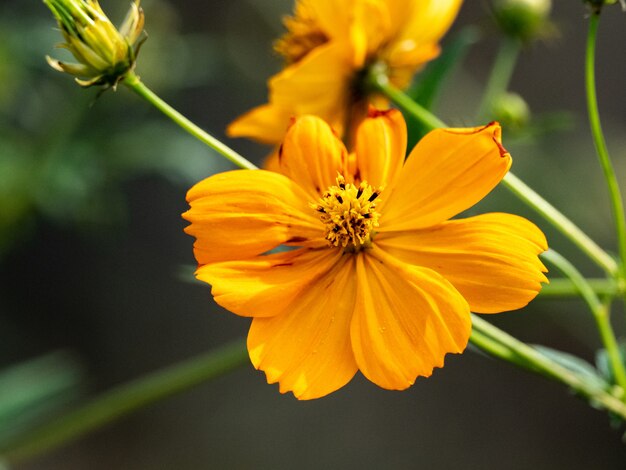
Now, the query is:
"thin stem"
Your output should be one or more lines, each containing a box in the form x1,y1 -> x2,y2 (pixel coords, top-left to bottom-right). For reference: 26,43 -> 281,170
369,74 -> 618,276
122,72 -> 257,171
477,37 -> 521,120
542,249 -> 626,395
1,339 -> 249,464
539,278 -> 621,298
501,173 -> 618,275
470,314 -> 626,418
585,13 -> 626,278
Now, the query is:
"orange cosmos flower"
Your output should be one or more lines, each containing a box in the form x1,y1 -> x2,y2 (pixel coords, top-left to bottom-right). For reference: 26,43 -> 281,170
184,109 -> 547,399
227,0 -> 463,146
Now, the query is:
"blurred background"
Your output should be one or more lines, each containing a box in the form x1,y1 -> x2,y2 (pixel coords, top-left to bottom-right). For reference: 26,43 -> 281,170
1,0 -> 626,468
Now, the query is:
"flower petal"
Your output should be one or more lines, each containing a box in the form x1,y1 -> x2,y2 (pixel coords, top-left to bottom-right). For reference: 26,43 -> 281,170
351,248 -> 470,390
227,103 -> 293,145
390,0 -> 463,45
381,123 -> 511,231
248,255 -> 358,399
278,115 -> 348,199
269,42 -> 352,134
377,213 -> 548,313
354,108 -> 406,189
196,248 -> 341,318
308,0 -> 390,65
183,170 -> 323,264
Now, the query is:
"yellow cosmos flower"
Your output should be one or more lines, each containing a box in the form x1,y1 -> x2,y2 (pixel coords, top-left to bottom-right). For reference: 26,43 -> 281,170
227,0 -> 463,146
184,110 -> 548,399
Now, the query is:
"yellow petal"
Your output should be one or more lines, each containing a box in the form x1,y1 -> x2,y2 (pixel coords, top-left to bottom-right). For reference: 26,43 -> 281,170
248,256 -> 358,399
383,0 -> 463,88
354,108 -> 406,189
351,248 -> 470,390
269,42 -> 352,134
381,123 -> 511,231
183,170 -> 323,264
278,115 -> 348,199
227,104 -> 293,145
377,213 -> 548,313
307,0 -> 355,42
391,0 -> 463,46
196,248 -> 341,318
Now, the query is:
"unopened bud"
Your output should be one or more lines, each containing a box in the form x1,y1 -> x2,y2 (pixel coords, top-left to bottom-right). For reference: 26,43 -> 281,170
492,0 -> 552,41
491,92 -> 530,130
44,0 -> 146,88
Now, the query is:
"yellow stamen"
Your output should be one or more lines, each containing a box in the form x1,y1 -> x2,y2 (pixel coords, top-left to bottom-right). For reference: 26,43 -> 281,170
311,175 -> 382,249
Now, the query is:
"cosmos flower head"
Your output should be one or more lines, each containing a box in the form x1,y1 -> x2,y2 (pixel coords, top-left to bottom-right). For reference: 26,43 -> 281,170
44,0 -> 145,88
227,0 -> 463,148
184,109 -> 548,399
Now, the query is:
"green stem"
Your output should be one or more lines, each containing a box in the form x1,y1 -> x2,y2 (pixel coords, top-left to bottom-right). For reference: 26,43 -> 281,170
122,72 -> 257,171
500,173 -> 618,275
1,339 -> 249,464
585,13 -> 626,279
369,75 -> 618,276
477,37 -> 521,120
539,278 -> 621,298
542,249 -> 626,395
470,314 -> 626,418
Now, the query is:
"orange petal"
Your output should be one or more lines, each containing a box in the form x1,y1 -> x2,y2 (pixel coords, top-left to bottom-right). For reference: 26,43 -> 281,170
183,170 -> 323,264
351,248 -> 470,390
377,213 -> 548,313
278,115 -> 348,199
248,255 -> 358,399
227,104 -> 293,145
354,108 -> 406,189
390,0 -> 463,46
307,0 -> 355,42
196,248 -> 341,318
269,42 -> 351,133
381,123 -> 511,231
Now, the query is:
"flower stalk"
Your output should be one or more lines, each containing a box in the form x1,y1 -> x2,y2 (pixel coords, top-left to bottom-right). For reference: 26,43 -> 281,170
477,37 -> 522,121
122,72 -> 257,170
585,12 -> 626,284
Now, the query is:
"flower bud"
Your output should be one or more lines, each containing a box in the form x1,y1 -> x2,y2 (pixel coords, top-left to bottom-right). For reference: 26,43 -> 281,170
584,0 -> 626,13
491,92 -> 530,130
491,0 -> 551,41
44,0 -> 145,88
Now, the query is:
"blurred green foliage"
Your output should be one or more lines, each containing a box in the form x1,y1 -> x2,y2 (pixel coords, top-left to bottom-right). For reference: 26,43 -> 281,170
0,0 -> 231,258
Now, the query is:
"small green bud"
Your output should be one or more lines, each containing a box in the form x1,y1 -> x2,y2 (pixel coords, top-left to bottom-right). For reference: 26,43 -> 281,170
491,0 -> 552,41
44,0 -> 146,89
583,0 -> 626,13
491,92 -> 531,130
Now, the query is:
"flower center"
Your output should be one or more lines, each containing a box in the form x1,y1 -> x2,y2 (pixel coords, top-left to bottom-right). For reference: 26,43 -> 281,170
274,3 -> 329,64
311,175 -> 382,249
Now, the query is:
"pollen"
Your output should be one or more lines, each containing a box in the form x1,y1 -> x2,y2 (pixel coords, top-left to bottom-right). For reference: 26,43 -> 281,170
274,2 -> 329,64
311,175 -> 382,249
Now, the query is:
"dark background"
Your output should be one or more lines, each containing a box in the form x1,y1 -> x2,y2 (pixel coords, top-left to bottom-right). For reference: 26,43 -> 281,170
2,1 -> 626,468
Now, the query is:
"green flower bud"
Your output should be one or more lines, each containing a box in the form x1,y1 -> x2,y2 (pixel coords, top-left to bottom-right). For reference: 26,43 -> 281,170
491,0 -> 552,41
44,0 -> 145,88
584,0 -> 626,13
491,92 -> 531,130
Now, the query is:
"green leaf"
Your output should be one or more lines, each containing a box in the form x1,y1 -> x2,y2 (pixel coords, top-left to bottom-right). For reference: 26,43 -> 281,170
532,345 -> 608,391
596,343 -> 626,386
0,352 -> 84,447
